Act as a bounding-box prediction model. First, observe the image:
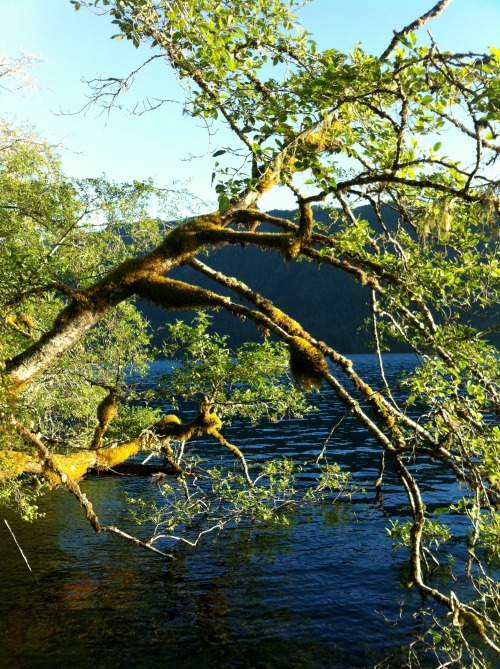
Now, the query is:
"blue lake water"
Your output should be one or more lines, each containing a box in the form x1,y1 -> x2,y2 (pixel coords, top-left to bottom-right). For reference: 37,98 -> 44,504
0,354 -> 463,668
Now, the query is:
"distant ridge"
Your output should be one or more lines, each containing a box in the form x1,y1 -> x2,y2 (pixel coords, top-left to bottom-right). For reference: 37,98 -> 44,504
139,206 -> 498,353
140,206 -> 382,353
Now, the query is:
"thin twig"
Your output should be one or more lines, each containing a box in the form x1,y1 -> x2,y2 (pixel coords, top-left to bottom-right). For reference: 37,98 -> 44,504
4,519 -> 37,582
103,525 -> 173,558
316,414 -> 347,463
371,289 -> 399,409
211,429 -> 254,488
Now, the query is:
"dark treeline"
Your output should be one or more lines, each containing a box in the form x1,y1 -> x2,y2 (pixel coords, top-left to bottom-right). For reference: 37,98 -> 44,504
139,205 -> 499,353
140,206 -> 388,353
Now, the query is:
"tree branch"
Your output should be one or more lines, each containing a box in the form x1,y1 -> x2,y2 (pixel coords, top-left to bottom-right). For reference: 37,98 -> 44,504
380,0 -> 454,62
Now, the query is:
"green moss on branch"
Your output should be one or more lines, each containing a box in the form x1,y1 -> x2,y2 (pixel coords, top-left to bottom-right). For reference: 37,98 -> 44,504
135,277 -> 229,311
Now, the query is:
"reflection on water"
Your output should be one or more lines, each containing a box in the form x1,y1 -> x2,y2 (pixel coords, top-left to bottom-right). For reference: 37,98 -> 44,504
1,355 -> 448,668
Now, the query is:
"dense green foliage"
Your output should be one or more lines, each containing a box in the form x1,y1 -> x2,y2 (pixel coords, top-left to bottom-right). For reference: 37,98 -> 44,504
1,1 -> 500,665
162,312 -> 311,423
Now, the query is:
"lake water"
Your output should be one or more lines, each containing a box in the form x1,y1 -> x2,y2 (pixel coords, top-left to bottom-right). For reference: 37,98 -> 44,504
0,355 -> 460,668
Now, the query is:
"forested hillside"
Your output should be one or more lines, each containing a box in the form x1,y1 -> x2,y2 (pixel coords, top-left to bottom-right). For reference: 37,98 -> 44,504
139,206 -> 375,351
141,205 -> 498,352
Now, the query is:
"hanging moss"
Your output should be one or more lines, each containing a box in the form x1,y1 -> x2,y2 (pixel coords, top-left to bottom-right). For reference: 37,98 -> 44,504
285,238 -> 302,260
288,336 -> 329,390
458,608 -> 487,636
91,386 -> 119,450
297,118 -> 343,155
97,394 -> 118,426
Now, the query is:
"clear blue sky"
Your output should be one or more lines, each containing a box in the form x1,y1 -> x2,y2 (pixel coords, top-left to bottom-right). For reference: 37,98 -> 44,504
1,0 -> 499,210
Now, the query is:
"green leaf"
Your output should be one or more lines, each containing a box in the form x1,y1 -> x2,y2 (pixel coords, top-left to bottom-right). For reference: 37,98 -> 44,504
488,45 -> 500,60
218,194 -> 230,214
433,506 -> 450,515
